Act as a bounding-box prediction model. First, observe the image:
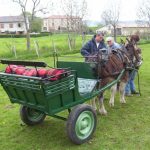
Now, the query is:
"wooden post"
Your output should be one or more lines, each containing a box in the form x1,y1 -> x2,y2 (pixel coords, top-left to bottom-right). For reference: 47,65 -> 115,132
34,40 -> 40,58
12,45 -> 17,59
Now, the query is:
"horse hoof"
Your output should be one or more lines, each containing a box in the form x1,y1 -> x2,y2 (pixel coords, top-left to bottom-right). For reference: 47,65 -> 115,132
109,102 -> 114,107
120,100 -> 126,104
99,109 -> 107,115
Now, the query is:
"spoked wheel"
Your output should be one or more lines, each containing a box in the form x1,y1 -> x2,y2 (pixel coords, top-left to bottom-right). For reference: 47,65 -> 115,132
67,104 -> 97,145
20,105 -> 46,126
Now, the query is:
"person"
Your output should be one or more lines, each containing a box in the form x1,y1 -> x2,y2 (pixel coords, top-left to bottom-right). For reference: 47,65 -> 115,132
125,70 -> 139,96
125,35 -> 142,96
106,37 -> 121,52
81,32 -> 106,57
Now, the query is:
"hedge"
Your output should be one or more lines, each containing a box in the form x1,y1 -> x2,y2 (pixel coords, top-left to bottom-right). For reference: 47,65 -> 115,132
0,32 -> 52,38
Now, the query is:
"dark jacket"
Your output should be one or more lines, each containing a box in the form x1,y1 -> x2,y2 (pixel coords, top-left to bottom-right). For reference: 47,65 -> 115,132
81,36 -> 106,56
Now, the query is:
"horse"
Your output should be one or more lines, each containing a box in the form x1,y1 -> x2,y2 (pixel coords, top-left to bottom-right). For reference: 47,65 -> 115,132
88,35 -> 142,115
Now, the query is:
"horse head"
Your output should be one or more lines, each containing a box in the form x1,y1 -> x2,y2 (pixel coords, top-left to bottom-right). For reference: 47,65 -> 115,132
125,35 -> 143,68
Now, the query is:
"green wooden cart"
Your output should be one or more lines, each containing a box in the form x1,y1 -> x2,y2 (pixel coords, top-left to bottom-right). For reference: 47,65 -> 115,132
0,59 -> 125,145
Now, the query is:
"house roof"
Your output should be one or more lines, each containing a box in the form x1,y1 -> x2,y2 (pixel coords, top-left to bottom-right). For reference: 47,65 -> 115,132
44,15 -> 81,19
97,22 -> 149,32
0,16 -> 24,23
117,23 -> 149,28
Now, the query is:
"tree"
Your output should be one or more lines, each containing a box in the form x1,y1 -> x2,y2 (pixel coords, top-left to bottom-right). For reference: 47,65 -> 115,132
31,17 -> 42,32
137,0 -> 150,26
137,0 -> 150,39
20,12 -> 42,33
101,1 -> 120,42
61,0 -> 87,50
12,0 -> 47,50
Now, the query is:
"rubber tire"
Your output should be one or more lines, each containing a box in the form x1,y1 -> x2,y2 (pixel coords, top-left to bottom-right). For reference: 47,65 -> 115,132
20,105 -> 46,126
66,104 -> 97,145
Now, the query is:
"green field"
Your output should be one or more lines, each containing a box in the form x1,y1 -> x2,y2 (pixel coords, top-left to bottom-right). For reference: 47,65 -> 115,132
0,34 -> 92,59
0,37 -> 150,149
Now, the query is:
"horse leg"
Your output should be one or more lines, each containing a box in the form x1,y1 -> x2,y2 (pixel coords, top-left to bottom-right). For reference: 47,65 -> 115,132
109,84 -> 117,107
98,93 -> 107,115
119,81 -> 126,104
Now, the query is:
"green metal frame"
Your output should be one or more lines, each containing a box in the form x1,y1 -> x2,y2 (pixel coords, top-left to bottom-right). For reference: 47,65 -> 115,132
0,61 -> 125,121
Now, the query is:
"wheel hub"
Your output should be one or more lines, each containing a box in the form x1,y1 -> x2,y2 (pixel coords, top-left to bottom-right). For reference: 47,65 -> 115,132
75,111 -> 94,140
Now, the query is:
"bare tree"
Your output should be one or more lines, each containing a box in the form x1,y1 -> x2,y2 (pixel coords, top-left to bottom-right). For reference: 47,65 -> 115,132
137,0 -> 150,26
61,0 -> 87,50
12,0 -> 47,50
137,0 -> 150,39
101,1 -> 120,42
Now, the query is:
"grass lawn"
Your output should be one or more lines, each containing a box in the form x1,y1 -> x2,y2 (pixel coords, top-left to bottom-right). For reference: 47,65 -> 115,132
0,42 -> 150,149
0,34 -> 92,59
0,34 -> 128,59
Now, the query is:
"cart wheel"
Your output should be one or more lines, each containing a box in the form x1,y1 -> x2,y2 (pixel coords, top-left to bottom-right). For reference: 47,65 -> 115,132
20,105 -> 46,126
67,104 -> 97,145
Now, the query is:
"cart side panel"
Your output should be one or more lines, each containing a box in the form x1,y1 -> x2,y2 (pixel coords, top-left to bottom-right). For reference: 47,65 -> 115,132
57,61 -> 97,79
0,74 -> 47,112
2,84 -> 47,111
46,89 -> 79,114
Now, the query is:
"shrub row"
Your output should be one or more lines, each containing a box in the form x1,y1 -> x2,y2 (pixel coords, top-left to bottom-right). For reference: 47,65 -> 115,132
0,32 -> 52,38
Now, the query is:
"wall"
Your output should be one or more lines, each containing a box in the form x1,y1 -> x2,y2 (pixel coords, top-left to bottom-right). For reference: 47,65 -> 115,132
0,22 -> 26,34
121,27 -> 150,36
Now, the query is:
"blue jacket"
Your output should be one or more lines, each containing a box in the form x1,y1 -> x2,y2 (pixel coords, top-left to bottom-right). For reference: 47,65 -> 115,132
81,36 -> 107,56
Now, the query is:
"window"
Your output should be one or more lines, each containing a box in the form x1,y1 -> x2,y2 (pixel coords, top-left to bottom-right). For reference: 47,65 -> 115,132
9,23 -> 13,28
43,27 -> 47,31
0,24 -> 4,28
52,22 -> 54,27
18,23 -> 21,28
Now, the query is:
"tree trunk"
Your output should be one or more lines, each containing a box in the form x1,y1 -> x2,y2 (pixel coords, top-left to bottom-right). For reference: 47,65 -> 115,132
68,34 -> 72,51
26,31 -> 30,51
113,26 -> 117,42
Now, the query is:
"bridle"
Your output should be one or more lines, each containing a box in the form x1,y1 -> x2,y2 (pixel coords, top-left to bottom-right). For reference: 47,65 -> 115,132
125,38 -> 143,68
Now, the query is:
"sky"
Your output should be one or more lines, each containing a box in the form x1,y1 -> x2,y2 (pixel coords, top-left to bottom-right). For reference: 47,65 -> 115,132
0,0 -> 141,21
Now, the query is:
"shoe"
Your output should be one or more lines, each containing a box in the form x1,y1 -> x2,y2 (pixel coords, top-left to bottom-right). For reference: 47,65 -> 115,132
125,93 -> 133,97
131,91 -> 139,95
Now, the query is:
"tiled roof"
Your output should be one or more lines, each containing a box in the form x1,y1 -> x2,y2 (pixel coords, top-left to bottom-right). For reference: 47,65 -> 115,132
45,15 -> 81,19
0,16 -> 24,23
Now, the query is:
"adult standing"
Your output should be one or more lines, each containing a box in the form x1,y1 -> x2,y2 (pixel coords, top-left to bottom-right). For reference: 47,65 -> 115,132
81,32 -> 106,58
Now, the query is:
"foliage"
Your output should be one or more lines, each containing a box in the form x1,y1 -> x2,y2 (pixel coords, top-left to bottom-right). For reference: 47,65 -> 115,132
0,33 -> 52,38
31,17 -> 42,32
87,25 -> 103,34
22,12 -> 42,33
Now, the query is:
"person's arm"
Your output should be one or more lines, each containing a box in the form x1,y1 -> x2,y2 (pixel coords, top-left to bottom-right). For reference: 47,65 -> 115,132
81,41 -> 91,56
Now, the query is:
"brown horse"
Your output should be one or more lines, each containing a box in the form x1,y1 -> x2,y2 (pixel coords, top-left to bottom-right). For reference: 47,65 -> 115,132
89,35 -> 142,115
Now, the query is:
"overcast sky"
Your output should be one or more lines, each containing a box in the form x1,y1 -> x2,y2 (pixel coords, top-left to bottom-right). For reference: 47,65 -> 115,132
0,0 -> 141,21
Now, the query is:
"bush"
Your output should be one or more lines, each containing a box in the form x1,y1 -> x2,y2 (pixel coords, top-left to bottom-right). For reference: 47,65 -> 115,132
0,32 -> 52,38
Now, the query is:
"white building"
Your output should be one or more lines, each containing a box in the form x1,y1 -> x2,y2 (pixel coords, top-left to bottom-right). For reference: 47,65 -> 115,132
42,15 -> 82,32
97,22 -> 150,36
0,16 -> 28,34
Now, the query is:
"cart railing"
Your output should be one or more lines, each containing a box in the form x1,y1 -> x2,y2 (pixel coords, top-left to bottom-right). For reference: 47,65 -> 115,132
0,59 -> 47,67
